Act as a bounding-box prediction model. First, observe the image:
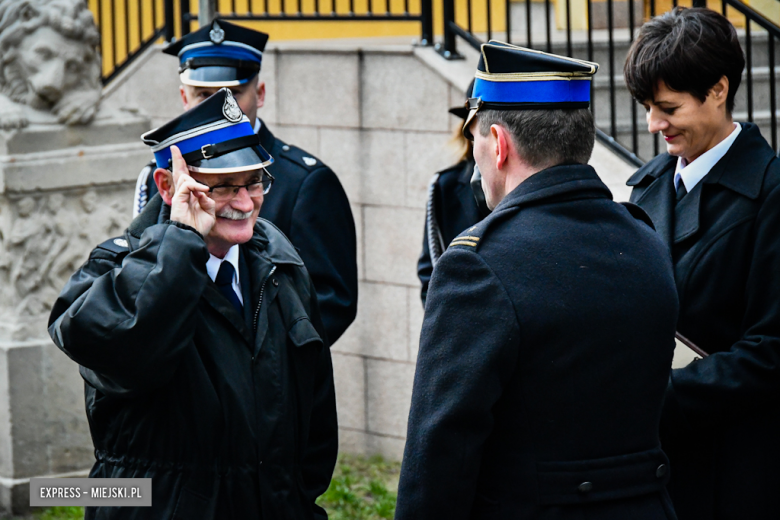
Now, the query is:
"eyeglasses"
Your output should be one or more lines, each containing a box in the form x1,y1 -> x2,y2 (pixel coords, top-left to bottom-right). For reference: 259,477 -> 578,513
197,170 -> 274,202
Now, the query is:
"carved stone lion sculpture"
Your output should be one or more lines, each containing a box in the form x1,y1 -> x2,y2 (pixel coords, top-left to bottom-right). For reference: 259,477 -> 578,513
0,0 -> 102,130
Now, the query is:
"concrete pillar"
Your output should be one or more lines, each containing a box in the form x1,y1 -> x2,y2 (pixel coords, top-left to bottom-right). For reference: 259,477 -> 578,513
0,107 -> 151,515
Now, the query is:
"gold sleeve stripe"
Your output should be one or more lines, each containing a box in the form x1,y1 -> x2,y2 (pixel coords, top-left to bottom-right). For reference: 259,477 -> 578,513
450,240 -> 479,247
459,236 -> 481,241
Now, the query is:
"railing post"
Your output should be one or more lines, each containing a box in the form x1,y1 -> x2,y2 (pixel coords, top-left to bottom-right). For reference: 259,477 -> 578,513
180,0 -> 192,36
199,0 -> 216,26
164,0 -> 175,41
439,0 -> 459,58
420,0 -> 433,46
692,0 -> 706,6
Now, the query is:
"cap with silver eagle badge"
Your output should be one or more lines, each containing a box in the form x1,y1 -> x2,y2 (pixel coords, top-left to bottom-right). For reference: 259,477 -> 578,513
462,41 -> 598,139
141,88 -> 273,175
163,19 -> 269,88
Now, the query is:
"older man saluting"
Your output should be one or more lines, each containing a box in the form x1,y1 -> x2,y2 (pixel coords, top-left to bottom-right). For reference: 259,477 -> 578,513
48,89 -> 337,520
395,42 -> 679,520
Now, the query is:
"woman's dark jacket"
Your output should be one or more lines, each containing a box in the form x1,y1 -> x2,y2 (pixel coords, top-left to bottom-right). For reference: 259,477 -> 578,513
417,159 -> 484,305
627,122 -> 780,520
47,196 -> 338,520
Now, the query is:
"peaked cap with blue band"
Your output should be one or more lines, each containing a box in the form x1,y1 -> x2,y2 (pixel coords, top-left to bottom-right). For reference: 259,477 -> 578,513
163,19 -> 268,88
463,41 -> 598,138
141,88 -> 273,174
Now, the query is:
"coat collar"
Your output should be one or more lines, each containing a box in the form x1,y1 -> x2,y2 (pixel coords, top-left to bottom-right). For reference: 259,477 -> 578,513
492,163 -> 612,213
702,122 -> 773,199
628,122 -> 773,247
256,117 -> 276,152
627,122 -> 771,200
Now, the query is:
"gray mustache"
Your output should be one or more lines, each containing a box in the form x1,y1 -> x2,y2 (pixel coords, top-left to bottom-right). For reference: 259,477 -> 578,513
217,207 -> 254,220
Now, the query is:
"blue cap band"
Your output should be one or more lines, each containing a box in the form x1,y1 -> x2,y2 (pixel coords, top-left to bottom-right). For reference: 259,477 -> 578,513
180,45 -> 262,68
473,76 -> 591,104
153,121 -> 256,168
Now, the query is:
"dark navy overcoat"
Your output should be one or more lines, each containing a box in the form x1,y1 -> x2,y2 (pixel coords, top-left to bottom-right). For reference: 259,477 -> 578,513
255,121 -> 358,345
396,164 -> 679,520
628,122 -> 780,520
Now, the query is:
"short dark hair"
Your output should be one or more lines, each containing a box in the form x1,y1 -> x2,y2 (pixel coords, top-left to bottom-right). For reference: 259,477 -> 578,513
477,108 -> 595,168
624,7 -> 745,113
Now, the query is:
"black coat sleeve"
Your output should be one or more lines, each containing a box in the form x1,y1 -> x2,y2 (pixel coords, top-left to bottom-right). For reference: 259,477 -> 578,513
395,247 -> 521,520
665,182 -> 780,428
289,166 -> 358,345
48,223 -> 209,397
299,279 -> 338,520
417,219 -> 433,307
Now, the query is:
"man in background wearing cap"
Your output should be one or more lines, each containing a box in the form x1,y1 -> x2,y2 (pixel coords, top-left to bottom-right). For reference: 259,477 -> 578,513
395,42 -> 679,520
49,89 -> 337,520
133,19 -> 357,345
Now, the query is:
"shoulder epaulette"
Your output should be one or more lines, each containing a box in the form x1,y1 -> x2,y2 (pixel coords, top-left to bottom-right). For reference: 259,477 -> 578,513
448,222 -> 486,250
278,142 -> 323,171
94,236 -> 131,256
449,235 -> 481,248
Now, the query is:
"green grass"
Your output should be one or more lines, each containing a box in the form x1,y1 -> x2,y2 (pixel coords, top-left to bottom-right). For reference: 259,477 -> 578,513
2,506 -> 85,520
33,508 -> 84,520
8,455 -> 400,520
316,454 -> 401,520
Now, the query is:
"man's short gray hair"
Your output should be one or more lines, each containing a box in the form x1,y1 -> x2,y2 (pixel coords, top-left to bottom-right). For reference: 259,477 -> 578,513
477,108 -> 595,169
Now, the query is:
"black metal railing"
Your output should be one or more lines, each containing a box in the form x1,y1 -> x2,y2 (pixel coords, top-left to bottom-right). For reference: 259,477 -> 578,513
94,0 -> 171,85
439,0 -> 780,164
184,0 -> 433,45
95,0 -> 433,84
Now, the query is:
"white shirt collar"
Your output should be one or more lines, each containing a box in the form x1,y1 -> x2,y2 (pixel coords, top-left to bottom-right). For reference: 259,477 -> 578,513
675,123 -> 741,192
205,244 -> 243,305
253,118 -> 262,134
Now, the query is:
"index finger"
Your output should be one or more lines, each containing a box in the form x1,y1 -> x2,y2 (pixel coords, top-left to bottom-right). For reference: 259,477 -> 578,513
170,145 -> 189,187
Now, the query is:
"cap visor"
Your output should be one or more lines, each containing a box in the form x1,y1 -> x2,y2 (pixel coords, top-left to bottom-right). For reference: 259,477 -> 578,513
188,145 -> 273,174
180,67 -> 259,88
448,106 -> 470,120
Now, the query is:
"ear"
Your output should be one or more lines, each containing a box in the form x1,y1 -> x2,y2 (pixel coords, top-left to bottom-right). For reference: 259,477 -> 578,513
493,124 -> 512,171
179,85 -> 189,110
153,168 -> 175,205
256,80 -> 266,110
710,76 -> 729,110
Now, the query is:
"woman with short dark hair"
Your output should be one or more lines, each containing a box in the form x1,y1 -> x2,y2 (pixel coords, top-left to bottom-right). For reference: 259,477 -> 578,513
624,7 -> 780,520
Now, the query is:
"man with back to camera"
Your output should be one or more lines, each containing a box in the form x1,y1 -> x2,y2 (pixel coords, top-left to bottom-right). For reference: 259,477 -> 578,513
133,19 -> 357,345
49,89 -> 337,519
394,42 -> 680,520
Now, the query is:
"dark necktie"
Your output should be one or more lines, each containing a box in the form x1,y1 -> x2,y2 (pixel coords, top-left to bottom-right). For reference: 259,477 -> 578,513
676,181 -> 688,202
215,261 -> 243,314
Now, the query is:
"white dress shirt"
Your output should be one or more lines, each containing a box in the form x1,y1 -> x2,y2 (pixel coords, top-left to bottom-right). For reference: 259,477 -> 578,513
675,123 -> 741,193
205,244 -> 243,305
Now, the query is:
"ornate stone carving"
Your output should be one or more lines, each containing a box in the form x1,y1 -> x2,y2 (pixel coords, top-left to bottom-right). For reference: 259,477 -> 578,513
0,188 -> 131,340
0,0 -> 102,130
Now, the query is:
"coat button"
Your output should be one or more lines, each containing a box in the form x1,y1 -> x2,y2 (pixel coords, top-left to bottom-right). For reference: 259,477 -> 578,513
656,464 -> 668,478
282,145 -> 290,151
577,482 -> 593,493
272,278 -> 279,287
